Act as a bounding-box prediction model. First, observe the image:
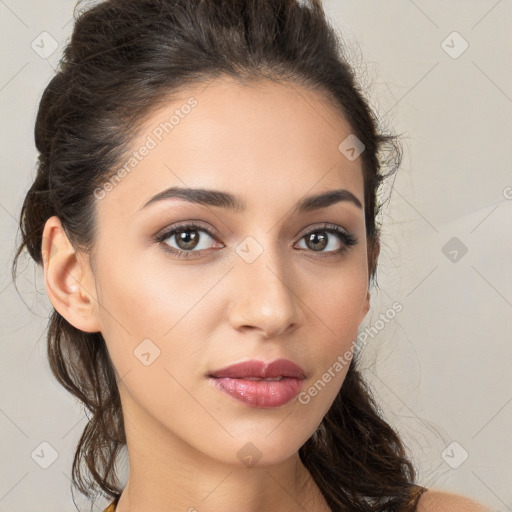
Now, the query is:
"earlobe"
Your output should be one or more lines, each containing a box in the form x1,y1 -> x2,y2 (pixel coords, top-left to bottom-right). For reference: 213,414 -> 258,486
41,216 -> 101,333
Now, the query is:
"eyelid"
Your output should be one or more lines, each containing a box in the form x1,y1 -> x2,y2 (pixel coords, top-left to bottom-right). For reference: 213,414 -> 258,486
153,220 -> 221,240
296,222 -> 352,239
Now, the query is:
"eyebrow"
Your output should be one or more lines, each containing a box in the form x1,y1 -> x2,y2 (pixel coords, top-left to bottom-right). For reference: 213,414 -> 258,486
139,186 -> 363,213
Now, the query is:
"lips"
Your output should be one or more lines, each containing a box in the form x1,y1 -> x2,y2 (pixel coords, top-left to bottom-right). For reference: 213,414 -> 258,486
208,358 -> 306,380
208,359 -> 306,408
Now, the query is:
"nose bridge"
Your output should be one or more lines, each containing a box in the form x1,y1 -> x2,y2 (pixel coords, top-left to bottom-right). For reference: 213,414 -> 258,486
229,233 -> 300,337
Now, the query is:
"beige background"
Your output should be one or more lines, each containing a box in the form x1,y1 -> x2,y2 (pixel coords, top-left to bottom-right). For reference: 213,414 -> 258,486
1,1 -> 511,510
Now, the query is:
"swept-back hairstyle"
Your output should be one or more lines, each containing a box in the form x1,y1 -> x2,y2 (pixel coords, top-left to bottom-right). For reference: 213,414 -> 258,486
12,0 -> 424,510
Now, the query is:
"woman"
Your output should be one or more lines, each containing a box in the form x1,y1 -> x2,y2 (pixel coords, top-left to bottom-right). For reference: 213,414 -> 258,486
12,0 -> 492,510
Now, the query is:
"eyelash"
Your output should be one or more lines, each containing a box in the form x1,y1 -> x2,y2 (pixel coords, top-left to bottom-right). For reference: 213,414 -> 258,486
154,221 -> 358,260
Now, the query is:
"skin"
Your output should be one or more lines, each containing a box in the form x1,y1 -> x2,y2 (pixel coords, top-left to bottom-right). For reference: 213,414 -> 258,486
41,77 -> 491,512
417,490 -> 493,512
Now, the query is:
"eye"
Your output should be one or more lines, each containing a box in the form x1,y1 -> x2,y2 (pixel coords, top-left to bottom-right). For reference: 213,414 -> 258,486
295,223 -> 358,256
154,221 -> 358,259
155,222 -> 222,259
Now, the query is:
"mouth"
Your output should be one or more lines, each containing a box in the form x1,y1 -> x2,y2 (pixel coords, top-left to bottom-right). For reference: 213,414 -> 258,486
208,358 -> 306,380
239,376 -> 285,381
208,358 -> 306,408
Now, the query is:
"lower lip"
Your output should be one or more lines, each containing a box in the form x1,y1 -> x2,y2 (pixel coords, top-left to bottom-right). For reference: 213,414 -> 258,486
209,377 -> 304,408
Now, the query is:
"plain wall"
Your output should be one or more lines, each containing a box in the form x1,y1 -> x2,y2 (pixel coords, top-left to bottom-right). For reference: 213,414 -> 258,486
1,1 -> 511,510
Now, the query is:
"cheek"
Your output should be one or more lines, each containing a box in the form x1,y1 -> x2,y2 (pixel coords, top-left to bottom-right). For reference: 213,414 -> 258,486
304,259 -> 368,342
297,269 -> 366,415
93,248 -> 225,375
93,258 -> 212,425
325,283 -> 367,341
296,272 -> 366,417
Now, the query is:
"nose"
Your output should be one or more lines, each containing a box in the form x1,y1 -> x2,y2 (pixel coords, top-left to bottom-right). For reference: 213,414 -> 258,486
227,243 -> 302,339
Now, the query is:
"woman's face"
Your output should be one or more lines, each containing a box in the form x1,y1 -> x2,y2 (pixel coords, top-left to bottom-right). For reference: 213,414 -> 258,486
84,77 -> 370,467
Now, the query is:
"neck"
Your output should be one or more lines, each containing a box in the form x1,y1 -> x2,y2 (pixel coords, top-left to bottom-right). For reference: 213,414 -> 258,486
116,462 -> 329,512
114,392 -> 330,512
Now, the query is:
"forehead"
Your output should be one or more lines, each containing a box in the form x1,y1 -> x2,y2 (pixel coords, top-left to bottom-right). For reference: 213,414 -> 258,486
96,76 -> 365,218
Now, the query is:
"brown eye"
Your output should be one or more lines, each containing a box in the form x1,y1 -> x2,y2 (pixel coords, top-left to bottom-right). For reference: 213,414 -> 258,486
155,222 -> 222,258
304,232 -> 328,251
296,224 -> 358,256
162,227 -> 216,252
174,229 -> 201,250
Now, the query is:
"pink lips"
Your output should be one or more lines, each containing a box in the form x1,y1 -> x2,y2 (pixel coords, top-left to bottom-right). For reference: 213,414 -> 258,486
208,359 -> 306,408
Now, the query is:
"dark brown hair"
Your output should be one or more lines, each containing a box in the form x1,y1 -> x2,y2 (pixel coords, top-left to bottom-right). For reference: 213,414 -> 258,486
12,0 -> 424,510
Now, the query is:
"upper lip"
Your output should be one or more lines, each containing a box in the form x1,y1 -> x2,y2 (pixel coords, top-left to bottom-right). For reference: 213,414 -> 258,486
209,358 -> 306,379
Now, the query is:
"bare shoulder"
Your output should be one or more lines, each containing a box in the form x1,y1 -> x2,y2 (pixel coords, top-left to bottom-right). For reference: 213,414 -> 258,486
417,489 -> 493,512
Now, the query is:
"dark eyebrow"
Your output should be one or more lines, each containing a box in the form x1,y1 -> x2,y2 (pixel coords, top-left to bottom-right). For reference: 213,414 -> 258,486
294,188 -> 363,212
139,186 -> 363,213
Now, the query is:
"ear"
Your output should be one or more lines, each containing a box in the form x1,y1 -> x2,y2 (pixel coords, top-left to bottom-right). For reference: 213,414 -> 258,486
41,216 -> 101,333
